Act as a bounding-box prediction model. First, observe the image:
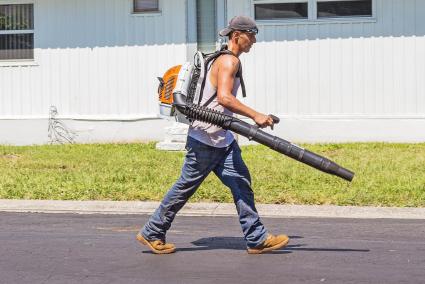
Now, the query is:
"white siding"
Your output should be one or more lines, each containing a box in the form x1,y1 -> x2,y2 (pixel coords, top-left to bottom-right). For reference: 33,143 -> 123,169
0,0 -> 187,118
1,0 -> 425,144
228,0 -> 425,118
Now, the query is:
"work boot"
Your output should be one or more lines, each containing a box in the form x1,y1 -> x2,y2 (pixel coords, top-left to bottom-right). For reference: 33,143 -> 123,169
247,234 -> 289,254
136,233 -> 176,254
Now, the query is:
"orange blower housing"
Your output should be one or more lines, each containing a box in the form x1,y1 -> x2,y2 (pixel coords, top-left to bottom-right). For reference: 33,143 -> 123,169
158,65 -> 181,106
158,62 -> 194,124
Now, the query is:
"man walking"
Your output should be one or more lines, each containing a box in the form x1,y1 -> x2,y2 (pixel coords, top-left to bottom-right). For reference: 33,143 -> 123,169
137,15 -> 289,254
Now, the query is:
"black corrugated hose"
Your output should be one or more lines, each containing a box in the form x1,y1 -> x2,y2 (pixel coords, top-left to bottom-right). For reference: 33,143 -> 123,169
173,92 -> 354,182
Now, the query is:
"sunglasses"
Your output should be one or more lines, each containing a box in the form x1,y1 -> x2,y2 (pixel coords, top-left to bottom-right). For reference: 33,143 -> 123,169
232,28 -> 258,35
241,28 -> 258,35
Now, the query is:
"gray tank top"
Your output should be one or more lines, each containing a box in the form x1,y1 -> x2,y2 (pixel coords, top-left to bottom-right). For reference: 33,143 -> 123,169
188,64 -> 241,148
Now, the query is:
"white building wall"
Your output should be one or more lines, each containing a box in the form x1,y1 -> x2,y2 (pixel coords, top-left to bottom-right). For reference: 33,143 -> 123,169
0,0 -> 187,118
1,0 -> 425,145
0,0 -> 188,144
228,0 -> 425,143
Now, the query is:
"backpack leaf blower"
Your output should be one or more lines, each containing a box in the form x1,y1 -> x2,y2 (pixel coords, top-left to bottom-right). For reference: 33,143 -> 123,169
157,52 -> 354,182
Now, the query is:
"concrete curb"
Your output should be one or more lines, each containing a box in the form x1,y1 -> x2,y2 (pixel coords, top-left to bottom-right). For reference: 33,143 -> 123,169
1,199 -> 424,219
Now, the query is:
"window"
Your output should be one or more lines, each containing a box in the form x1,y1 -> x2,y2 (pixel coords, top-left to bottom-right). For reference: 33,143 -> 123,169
197,0 -> 216,53
253,0 -> 373,21
134,0 -> 159,13
255,3 -> 308,20
317,0 -> 372,18
0,4 -> 34,60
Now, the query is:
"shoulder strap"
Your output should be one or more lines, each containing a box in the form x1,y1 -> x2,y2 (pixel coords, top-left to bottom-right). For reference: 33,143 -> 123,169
202,92 -> 217,107
220,50 -> 246,98
238,64 -> 247,98
196,50 -> 227,105
201,50 -> 247,107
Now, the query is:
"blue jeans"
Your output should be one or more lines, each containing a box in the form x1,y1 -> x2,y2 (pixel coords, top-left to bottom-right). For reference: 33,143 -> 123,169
141,136 -> 268,248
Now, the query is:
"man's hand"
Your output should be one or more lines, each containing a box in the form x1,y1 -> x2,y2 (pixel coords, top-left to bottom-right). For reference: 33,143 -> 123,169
254,113 -> 274,129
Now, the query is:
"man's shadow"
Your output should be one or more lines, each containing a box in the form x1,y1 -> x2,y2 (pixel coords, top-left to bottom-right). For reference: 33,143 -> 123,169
171,236 -> 370,254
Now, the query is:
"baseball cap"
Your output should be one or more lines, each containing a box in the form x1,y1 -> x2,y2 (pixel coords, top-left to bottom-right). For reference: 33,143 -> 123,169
219,15 -> 258,36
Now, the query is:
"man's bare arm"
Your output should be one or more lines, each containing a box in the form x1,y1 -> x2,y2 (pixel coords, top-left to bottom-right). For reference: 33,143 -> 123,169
216,55 -> 273,128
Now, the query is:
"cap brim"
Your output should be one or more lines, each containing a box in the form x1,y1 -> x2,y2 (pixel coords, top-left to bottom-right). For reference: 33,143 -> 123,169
219,27 -> 232,36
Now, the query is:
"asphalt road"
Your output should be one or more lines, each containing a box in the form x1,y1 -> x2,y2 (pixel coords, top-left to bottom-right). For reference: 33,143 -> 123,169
0,212 -> 424,284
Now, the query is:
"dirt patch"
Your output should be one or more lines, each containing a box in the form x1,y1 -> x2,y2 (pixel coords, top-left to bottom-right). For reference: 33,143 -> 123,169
1,154 -> 21,161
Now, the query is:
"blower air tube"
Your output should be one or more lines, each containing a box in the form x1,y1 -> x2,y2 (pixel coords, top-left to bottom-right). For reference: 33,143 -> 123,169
173,92 -> 354,182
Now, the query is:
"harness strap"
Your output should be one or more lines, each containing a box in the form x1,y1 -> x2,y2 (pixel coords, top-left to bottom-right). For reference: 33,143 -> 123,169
202,92 -> 217,107
202,50 -> 247,108
238,65 -> 247,98
220,50 -> 246,98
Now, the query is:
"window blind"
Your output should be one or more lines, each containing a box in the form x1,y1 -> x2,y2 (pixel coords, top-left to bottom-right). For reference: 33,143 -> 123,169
134,0 -> 159,12
0,4 -> 34,60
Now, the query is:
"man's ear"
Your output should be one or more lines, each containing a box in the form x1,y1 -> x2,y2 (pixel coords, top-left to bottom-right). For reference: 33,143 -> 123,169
232,31 -> 241,42
232,31 -> 240,39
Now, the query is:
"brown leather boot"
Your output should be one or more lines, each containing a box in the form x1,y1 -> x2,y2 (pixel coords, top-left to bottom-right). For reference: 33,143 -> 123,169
247,234 -> 289,254
136,233 -> 176,254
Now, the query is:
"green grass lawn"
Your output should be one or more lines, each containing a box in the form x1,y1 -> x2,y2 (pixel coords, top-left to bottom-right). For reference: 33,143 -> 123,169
1,142 -> 424,207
